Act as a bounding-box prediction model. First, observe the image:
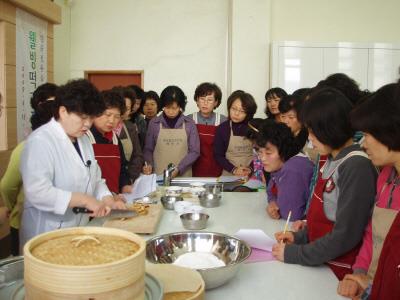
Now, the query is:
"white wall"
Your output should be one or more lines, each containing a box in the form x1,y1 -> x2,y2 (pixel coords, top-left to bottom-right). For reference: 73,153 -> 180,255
231,0 -> 271,116
271,0 -> 400,43
68,0 -> 229,115
53,0 -> 400,117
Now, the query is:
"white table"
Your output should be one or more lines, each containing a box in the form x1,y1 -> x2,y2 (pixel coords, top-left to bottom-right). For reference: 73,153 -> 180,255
93,192 -> 345,300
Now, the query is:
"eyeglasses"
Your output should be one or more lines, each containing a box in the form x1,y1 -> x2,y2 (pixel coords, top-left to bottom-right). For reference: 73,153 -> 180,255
198,98 -> 215,104
230,107 -> 246,115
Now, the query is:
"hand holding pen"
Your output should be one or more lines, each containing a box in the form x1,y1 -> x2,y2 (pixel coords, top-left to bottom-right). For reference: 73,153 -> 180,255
272,211 -> 293,262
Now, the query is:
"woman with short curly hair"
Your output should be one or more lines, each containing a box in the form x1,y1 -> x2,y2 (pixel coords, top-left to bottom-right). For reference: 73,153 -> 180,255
256,120 -> 314,221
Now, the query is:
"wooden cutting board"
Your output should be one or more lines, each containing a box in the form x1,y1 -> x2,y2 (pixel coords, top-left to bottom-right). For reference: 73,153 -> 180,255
103,203 -> 163,234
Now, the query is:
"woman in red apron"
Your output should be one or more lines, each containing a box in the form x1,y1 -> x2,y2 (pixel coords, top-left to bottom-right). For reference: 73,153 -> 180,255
87,90 -> 132,195
337,83 -> 400,299
272,87 -> 377,280
189,83 -> 227,177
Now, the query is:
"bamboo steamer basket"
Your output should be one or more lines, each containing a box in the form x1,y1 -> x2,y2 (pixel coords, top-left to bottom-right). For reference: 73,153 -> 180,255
23,226 -> 146,300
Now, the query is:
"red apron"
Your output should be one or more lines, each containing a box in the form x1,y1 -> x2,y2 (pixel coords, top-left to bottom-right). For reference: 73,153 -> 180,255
271,181 -> 278,198
87,131 -> 121,194
307,151 -> 366,280
192,113 -> 222,177
370,211 -> 400,300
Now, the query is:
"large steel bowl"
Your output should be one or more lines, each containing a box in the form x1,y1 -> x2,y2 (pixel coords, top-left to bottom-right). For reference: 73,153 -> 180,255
146,231 -> 251,289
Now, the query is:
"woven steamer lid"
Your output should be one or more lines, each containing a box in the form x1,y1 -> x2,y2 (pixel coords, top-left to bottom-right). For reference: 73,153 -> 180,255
24,227 -> 146,295
32,233 -> 140,265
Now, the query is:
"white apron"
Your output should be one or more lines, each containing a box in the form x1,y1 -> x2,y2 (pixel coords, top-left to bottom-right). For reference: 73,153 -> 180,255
222,121 -> 253,175
153,122 -> 192,177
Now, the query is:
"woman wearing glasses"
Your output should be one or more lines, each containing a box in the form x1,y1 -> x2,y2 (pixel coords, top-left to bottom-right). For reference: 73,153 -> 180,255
214,90 -> 257,176
188,82 -> 227,177
19,79 -> 114,248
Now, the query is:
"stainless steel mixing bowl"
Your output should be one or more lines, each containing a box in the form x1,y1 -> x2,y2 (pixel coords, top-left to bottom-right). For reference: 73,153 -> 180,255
146,231 -> 251,289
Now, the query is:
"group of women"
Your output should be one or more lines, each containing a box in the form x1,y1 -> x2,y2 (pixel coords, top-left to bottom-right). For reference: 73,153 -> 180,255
0,72 -> 399,300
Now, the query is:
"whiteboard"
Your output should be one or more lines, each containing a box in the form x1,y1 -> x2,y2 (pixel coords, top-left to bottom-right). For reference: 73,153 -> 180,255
271,41 -> 400,93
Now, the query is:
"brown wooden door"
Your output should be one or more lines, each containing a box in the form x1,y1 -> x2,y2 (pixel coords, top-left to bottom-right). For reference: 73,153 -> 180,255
84,71 -> 143,91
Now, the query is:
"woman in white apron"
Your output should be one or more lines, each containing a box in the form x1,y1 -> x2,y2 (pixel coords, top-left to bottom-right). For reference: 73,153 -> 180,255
19,79 -> 115,248
214,90 -> 257,176
143,86 -> 200,178
338,83 -> 400,299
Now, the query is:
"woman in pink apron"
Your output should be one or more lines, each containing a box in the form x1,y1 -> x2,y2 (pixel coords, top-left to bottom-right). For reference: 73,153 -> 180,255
214,90 -> 257,176
272,87 -> 377,280
337,83 -> 400,299
87,90 -> 132,195
143,86 -> 200,178
188,82 -> 227,177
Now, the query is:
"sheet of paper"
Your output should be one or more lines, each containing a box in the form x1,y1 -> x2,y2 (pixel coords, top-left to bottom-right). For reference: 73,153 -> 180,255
245,247 -> 276,263
234,229 -> 276,252
242,178 -> 265,189
123,174 -> 157,203
165,176 -> 244,184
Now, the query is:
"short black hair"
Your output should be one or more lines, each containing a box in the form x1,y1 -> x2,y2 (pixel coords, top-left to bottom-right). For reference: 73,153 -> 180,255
278,95 -> 303,114
160,86 -> 187,111
194,82 -> 223,107
30,83 -> 58,130
111,86 -> 137,113
256,120 -> 300,162
316,73 -> 370,105
30,83 -> 58,111
227,90 -> 257,122
300,87 -> 354,149
54,79 -> 105,119
245,118 -> 265,141
351,83 -> 400,151
127,84 -> 145,101
292,88 -> 311,102
121,87 -> 137,102
144,90 -> 161,112
264,87 -> 287,117
265,87 -> 287,101
100,89 -> 127,115
126,85 -> 144,121
30,101 -> 55,130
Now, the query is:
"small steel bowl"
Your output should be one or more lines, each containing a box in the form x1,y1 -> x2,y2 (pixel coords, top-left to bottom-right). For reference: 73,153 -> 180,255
180,213 -> 209,230
198,193 -> 221,208
146,231 -> 251,289
161,196 -> 183,210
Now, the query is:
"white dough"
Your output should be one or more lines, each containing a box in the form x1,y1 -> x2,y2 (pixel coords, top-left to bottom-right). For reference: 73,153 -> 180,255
173,252 -> 226,269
